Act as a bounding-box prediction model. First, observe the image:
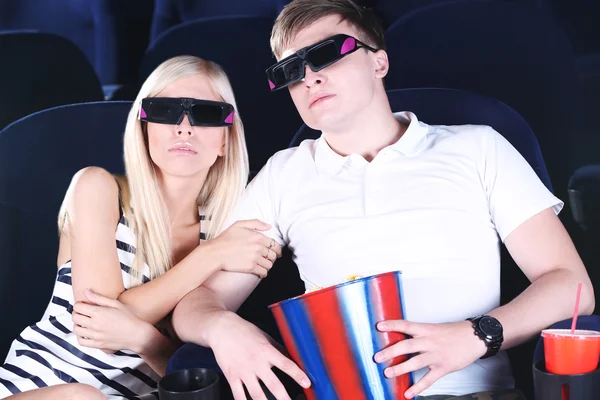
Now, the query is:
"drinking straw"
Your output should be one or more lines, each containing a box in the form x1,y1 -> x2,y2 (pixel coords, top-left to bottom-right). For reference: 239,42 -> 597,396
571,282 -> 583,334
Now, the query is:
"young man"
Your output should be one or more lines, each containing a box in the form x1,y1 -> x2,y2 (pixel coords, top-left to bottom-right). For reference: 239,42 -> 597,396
172,1 -> 595,399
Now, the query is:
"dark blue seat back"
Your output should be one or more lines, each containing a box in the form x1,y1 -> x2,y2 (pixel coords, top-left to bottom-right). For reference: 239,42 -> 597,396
384,0 -> 581,199
92,0 -> 155,84
0,1 -> 96,65
0,0 -> 153,84
150,0 -> 289,43
0,101 -> 132,360
544,0 -> 600,55
363,0 -> 457,26
0,32 -> 104,131
349,1 -> 543,28
140,16 -> 302,171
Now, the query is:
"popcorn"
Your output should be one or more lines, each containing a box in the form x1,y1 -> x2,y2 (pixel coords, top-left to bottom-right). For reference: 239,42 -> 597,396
307,274 -> 364,293
347,274 -> 363,281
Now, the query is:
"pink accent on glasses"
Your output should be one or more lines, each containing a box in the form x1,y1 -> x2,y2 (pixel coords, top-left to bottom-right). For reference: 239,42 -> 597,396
340,37 -> 356,55
225,111 -> 234,124
140,108 -> 147,118
268,80 -> 276,90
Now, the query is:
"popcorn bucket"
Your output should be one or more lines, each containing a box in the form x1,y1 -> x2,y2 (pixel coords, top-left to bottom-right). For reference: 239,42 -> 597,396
269,271 -> 414,400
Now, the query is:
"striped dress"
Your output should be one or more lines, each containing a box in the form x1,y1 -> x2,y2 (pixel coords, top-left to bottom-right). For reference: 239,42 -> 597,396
0,210 -> 206,399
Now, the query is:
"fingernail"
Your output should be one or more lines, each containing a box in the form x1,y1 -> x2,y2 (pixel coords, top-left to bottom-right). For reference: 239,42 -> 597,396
405,391 -> 414,398
378,322 -> 387,330
374,353 -> 383,362
384,368 -> 393,378
302,378 -> 310,387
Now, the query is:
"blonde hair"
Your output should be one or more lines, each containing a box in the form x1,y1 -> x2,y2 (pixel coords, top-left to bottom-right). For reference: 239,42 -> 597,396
59,56 -> 249,282
270,0 -> 386,60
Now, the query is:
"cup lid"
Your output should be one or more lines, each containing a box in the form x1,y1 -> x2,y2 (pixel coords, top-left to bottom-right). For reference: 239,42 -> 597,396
541,329 -> 600,339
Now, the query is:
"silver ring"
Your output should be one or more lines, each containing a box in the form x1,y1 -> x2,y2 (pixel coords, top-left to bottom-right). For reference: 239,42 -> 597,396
269,239 -> 275,249
264,247 -> 270,259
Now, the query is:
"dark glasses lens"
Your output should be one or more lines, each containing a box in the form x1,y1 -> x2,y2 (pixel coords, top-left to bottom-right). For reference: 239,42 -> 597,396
306,41 -> 340,68
270,58 -> 304,88
190,103 -> 226,125
146,101 -> 183,124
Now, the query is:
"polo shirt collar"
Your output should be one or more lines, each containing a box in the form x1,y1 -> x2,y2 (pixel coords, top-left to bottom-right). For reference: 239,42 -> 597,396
315,112 -> 429,176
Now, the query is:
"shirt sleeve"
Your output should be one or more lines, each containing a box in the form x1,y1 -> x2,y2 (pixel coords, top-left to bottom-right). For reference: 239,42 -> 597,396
481,126 -> 564,242
223,156 -> 285,246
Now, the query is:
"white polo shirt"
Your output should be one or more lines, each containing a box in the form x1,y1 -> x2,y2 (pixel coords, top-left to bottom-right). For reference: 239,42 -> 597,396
230,112 -> 563,396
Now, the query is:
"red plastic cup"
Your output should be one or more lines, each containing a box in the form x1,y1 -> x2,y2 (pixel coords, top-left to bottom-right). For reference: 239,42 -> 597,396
541,329 -> 600,375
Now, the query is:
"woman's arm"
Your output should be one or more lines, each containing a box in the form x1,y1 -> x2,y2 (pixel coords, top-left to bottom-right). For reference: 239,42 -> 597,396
65,167 -> 225,324
65,168 -> 279,326
65,167 -> 126,302
65,167 -> 215,334
116,242 -> 221,325
116,220 -> 281,326
74,289 -> 177,376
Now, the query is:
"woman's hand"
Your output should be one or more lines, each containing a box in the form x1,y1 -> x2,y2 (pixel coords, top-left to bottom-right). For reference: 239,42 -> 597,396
208,219 -> 283,278
73,289 -> 156,354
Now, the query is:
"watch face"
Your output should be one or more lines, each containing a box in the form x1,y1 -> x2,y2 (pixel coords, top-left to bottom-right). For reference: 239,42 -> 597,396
479,317 -> 502,337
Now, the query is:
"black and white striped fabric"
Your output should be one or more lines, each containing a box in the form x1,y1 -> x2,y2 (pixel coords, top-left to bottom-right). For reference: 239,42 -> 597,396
0,212 -> 205,399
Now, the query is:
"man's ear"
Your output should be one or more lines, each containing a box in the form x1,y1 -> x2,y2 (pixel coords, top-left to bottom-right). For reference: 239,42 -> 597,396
373,49 -> 390,79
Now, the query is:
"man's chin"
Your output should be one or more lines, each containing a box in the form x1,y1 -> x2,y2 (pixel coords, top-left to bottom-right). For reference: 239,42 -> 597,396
303,113 -> 341,133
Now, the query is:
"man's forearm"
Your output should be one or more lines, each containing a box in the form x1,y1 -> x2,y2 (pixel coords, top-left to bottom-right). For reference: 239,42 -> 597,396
172,286 -> 237,346
489,267 -> 595,350
138,327 -> 179,376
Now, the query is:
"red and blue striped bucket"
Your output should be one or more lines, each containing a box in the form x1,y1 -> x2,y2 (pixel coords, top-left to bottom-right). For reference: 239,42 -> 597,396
269,271 -> 414,400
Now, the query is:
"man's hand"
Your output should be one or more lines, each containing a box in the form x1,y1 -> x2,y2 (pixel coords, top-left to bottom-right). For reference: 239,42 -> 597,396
206,311 -> 311,400
374,320 -> 487,398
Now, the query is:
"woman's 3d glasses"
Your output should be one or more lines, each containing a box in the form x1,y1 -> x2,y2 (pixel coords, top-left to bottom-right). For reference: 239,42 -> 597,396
266,34 -> 378,91
139,97 -> 235,127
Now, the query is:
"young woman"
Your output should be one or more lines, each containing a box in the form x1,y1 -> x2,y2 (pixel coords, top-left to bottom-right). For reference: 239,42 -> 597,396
0,55 -> 281,399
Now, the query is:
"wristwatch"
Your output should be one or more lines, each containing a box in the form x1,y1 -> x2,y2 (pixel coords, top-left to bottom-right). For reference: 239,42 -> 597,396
467,315 -> 504,359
